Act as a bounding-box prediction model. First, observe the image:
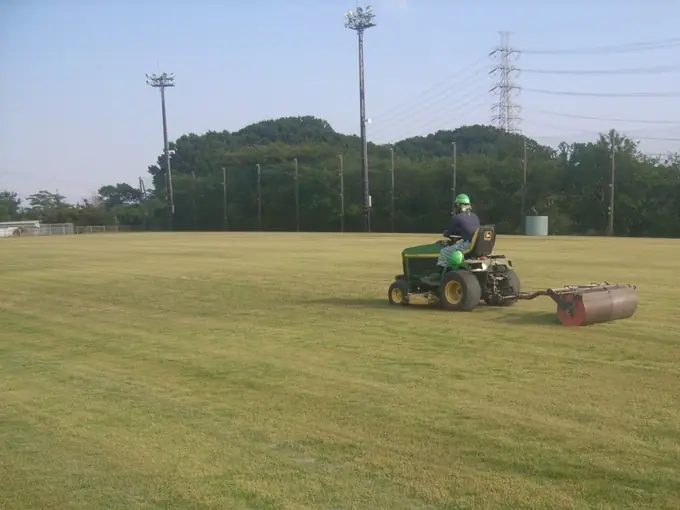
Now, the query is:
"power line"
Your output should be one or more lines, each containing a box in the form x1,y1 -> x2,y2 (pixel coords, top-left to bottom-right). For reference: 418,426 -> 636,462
372,86 -> 490,143
386,94 -> 491,143
518,64 -> 680,75
523,119 -> 680,141
520,37 -> 680,55
525,107 -> 680,125
516,129 -> 678,158
369,57 -> 489,122
367,65 -> 490,141
636,136 -> 680,142
489,31 -> 521,133
369,67 -> 489,135
371,84 -> 490,142
523,88 -> 680,97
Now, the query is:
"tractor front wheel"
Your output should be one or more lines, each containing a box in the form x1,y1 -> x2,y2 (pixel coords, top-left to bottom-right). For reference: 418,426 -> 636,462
388,279 -> 410,306
440,269 -> 482,311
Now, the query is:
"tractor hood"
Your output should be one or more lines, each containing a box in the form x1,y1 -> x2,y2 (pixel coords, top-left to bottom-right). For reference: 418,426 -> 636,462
402,242 -> 441,258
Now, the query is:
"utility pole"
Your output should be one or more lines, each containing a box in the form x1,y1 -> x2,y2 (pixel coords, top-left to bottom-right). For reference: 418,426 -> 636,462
293,158 -> 300,232
146,72 -> 176,230
521,137 -> 527,228
608,132 -> 616,236
489,32 -> 521,133
451,141 -> 457,213
390,146 -> 395,232
256,164 -> 262,231
345,5 -> 376,232
222,167 -> 228,231
192,170 -> 197,229
338,153 -> 345,233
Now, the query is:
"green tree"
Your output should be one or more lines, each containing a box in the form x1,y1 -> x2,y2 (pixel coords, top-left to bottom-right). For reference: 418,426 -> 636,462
3,118 -> 678,238
138,119 -> 678,237
0,191 -> 22,221
24,190 -> 74,223
98,183 -> 143,209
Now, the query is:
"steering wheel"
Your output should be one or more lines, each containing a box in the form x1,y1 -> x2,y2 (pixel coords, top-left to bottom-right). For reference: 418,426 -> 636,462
438,232 -> 462,246
442,231 -> 462,241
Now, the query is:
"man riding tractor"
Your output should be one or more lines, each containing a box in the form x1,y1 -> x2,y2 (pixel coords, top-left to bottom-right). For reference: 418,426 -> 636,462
437,193 -> 480,268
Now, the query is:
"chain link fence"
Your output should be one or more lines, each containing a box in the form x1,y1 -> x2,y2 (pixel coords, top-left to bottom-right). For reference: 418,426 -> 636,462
1,223 -> 136,237
75,225 -> 131,234
1,222 -> 74,236
39,223 -> 75,235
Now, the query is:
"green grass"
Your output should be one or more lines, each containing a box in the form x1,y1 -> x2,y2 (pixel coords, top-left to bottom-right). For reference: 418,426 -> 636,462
1,232 -> 679,510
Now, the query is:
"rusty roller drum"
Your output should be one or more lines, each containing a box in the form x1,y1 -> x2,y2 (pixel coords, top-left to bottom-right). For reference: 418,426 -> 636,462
553,283 -> 638,327
515,282 -> 639,327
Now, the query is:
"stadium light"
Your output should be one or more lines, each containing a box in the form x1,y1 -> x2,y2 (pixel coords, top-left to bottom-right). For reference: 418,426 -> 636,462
344,5 -> 376,232
146,72 -> 176,230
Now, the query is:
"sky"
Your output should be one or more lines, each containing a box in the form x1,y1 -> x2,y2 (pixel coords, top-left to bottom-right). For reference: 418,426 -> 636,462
1,0 -> 679,202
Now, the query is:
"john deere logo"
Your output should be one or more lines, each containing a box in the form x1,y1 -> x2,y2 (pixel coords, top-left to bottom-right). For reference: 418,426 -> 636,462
483,231 -> 492,241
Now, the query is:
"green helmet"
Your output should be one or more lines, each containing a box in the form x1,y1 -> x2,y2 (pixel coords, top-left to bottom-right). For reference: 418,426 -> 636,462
455,193 -> 471,205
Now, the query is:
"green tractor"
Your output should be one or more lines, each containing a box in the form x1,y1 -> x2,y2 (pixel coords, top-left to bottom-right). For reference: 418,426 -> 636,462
388,224 -> 521,311
387,222 -> 640,327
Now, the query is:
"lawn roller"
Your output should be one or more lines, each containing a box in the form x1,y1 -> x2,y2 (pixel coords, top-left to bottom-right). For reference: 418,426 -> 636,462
387,224 -> 638,326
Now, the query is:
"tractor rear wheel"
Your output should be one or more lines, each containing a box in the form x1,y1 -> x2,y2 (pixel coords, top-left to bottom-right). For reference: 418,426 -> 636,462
440,269 -> 482,311
388,279 -> 410,306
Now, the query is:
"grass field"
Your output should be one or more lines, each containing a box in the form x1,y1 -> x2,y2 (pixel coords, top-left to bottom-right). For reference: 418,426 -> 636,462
1,232 -> 679,510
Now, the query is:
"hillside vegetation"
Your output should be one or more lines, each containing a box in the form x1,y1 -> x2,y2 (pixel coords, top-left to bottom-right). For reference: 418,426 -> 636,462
2,117 -> 679,236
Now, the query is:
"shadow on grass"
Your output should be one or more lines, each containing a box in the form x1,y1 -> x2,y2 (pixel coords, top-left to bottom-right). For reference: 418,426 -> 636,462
309,297 -> 561,325
310,297 -> 402,311
491,309 -> 561,326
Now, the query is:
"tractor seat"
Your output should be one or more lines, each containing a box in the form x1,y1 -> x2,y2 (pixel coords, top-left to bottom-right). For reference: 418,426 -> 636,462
462,225 -> 496,259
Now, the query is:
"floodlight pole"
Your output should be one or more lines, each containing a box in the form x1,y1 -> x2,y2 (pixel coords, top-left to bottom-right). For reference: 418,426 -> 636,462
521,137 -> 527,230
345,5 -> 376,233
338,153 -> 345,233
146,72 -> 175,231
222,167 -> 228,230
293,158 -> 300,232
390,146 -> 395,233
451,141 -> 457,213
608,132 -> 616,236
256,164 -> 262,231
192,170 -> 197,228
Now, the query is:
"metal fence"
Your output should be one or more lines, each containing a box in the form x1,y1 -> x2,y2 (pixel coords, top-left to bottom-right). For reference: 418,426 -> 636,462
40,223 -> 75,235
3,223 -> 76,236
1,223 -> 136,237
75,225 -> 131,234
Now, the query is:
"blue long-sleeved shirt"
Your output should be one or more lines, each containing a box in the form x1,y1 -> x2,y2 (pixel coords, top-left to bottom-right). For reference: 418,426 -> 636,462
444,211 -> 480,242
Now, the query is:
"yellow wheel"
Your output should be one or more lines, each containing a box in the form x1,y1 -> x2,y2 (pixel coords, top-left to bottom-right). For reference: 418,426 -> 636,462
388,279 -> 410,306
391,287 -> 404,302
444,280 -> 462,305
439,269 -> 482,311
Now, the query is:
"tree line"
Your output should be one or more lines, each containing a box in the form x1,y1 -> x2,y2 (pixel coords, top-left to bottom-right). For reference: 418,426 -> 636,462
2,117 -> 679,237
